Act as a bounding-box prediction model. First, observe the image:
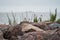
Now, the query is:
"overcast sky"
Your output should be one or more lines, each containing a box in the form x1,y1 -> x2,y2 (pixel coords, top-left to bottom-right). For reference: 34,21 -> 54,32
0,0 -> 60,12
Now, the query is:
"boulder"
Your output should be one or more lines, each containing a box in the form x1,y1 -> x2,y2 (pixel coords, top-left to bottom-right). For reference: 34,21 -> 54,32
20,22 -> 46,33
3,24 -> 23,40
20,31 -> 45,40
0,24 -> 11,33
30,22 -> 50,30
10,24 -> 24,36
47,28 -> 60,40
0,30 -> 5,40
48,23 -> 60,30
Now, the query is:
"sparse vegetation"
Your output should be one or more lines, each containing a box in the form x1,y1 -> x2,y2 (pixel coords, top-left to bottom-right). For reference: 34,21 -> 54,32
39,15 -> 42,22
7,12 -> 17,25
0,8 -> 60,40
7,14 -> 11,25
34,17 -> 38,22
50,8 -> 57,22
56,19 -> 60,23
12,13 -> 17,25
39,17 -> 42,22
33,14 -> 38,22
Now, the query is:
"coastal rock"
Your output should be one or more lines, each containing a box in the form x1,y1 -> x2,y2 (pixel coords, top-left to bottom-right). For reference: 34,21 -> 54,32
20,22 -> 46,33
10,24 -> 23,36
20,31 -> 45,40
47,29 -> 60,40
3,24 -> 23,40
0,30 -> 5,40
30,22 -> 50,30
48,23 -> 60,30
0,24 -> 11,33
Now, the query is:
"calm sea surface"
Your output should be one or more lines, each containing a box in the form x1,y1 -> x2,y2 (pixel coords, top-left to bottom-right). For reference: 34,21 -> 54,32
0,12 -> 60,24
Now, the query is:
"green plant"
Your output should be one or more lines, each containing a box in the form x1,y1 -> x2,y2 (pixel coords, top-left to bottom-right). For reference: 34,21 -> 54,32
12,13 -> 17,25
56,19 -> 60,23
33,14 -> 38,22
50,8 -> 57,22
34,17 -> 38,22
39,17 -> 42,22
7,14 -> 11,25
44,20 -> 50,22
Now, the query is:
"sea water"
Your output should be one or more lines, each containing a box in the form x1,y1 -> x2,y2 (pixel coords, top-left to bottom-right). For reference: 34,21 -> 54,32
0,12 -> 60,24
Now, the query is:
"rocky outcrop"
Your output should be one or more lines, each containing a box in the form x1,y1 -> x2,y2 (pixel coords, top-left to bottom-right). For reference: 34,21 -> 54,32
0,30 -> 5,40
0,21 -> 60,40
18,31 -> 45,40
47,28 -> 60,40
48,23 -> 60,30
20,22 -> 46,33
3,24 -> 24,40
29,22 -> 50,30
